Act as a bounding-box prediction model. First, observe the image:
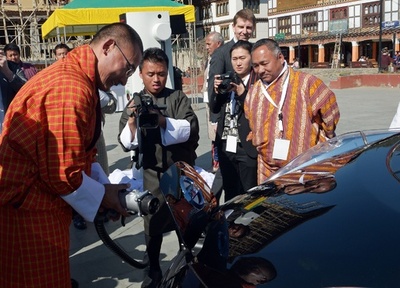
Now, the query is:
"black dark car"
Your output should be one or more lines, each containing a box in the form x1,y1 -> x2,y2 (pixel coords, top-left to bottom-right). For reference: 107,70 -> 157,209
159,130 -> 400,288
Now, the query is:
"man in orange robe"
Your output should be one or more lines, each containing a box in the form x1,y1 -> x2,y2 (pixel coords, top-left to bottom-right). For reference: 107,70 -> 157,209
245,39 -> 340,184
0,23 -> 143,287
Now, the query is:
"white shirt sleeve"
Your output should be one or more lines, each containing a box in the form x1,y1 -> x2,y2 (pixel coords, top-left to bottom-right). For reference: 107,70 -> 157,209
61,170 -> 105,222
160,118 -> 190,146
99,90 -> 111,108
91,162 -> 111,184
119,121 -> 138,150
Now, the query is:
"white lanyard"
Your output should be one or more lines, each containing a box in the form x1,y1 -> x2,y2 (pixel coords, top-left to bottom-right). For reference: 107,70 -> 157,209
260,70 -> 290,133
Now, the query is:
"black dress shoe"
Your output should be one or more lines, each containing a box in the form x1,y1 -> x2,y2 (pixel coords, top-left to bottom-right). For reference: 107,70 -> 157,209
141,269 -> 162,288
71,278 -> 79,288
73,214 -> 87,230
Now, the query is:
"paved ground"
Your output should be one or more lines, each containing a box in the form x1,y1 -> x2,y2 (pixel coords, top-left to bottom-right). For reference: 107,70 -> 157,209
70,86 -> 400,287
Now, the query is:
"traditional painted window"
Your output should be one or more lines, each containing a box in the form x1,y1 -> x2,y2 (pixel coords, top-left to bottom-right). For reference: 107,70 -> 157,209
216,1 -> 229,17
278,16 -> 291,35
302,12 -> 318,33
243,0 -> 260,14
362,1 -> 380,27
220,25 -> 230,40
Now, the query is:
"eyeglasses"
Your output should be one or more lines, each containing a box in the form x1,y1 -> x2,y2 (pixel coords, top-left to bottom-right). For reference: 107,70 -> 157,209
115,42 -> 136,77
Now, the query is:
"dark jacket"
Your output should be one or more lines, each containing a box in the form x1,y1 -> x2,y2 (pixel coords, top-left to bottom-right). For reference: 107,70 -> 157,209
0,61 -> 27,112
207,39 -> 235,98
118,88 -> 199,171
118,87 -> 200,235
209,69 -> 258,159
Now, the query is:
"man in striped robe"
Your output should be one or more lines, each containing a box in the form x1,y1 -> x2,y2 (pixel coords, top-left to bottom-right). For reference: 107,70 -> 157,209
245,39 -> 340,184
0,23 -> 143,288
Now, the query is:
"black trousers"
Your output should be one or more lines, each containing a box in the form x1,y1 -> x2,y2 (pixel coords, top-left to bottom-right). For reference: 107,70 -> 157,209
218,141 -> 257,201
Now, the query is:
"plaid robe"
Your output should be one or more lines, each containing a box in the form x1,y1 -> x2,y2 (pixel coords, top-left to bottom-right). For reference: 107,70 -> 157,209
0,45 -> 99,287
244,67 -> 340,184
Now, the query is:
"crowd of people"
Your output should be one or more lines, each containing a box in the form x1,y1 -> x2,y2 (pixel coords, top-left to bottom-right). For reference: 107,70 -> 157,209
8,7 -> 400,288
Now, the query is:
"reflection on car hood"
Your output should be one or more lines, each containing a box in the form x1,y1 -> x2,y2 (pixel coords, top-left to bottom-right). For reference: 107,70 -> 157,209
161,130 -> 400,287
224,130 -> 400,260
216,130 -> 400,287
266,130 -> 399,182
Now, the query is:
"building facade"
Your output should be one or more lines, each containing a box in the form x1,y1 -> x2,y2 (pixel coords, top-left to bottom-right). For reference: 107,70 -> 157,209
268,0 -> 400,68
3,0 -> 399,69
196,0 -> 399,68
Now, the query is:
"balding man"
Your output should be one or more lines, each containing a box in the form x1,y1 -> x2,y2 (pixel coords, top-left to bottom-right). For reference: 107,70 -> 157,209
0,23 -> 143,287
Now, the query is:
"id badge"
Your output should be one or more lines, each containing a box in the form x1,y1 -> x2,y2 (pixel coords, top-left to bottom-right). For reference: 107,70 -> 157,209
226,135 -> 237,153
272,138 -> 290,160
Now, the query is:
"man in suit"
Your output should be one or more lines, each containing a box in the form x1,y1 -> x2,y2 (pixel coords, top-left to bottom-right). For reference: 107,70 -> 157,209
207,8 -> 256,98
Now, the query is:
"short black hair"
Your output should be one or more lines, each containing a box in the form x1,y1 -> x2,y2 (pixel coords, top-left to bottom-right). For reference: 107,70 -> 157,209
252,38 -> 281,57
4,43 -> 20,55
139,47 -> 169,72
91,22 -> 143,55
53,43 -> 71,54
230,40 -> 252,56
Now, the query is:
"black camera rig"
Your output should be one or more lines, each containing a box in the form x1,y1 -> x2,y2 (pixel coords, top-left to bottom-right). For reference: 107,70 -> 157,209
131,93 -> 167,129
217,71 -> 242,94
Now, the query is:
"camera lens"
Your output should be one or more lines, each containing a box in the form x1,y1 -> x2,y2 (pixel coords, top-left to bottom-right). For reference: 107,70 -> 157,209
217,81 -> 232,94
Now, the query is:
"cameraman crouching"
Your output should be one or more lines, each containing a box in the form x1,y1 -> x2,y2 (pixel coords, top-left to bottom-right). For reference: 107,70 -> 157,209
209,40 -> 258,202
118,47 -> 199,288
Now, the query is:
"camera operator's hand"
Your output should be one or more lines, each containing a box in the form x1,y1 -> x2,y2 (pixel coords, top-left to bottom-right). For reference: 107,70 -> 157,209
127,99 -> 138,118
125,100 -> 138,142
101,183 -> 131,219
213,74 -> 223,94
214,74 -> 235,94
230,81 -> 246,97
147,106 -> 167,129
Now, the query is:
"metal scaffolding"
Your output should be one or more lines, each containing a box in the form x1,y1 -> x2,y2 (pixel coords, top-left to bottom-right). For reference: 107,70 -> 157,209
0,0 -> 67,64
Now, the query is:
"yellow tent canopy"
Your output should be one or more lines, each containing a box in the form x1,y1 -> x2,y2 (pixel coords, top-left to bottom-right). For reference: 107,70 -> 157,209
42,3 -> 195,39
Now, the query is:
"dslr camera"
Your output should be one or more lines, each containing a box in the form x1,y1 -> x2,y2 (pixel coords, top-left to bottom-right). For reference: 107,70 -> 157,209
217,71 -> 242,94
119,189 -> 159,217
131,93 -> 166,129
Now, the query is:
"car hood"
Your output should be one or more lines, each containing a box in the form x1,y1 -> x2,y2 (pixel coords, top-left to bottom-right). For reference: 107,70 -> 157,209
162,130 -> 400,287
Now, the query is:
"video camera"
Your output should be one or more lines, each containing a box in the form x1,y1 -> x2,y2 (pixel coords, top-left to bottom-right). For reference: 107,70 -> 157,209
217,71 -> 242,94
132,93 -> 167,129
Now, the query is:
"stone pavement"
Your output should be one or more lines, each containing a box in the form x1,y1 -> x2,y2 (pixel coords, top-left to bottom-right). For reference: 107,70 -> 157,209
70,86 -> 400,287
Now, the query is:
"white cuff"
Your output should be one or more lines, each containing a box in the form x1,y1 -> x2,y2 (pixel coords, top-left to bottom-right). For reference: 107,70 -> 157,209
91,162 -> 111,184
161,118 -> 190,146
120,121 -> 138,149
99,90 -> 111,108
61,172 -> 105,222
